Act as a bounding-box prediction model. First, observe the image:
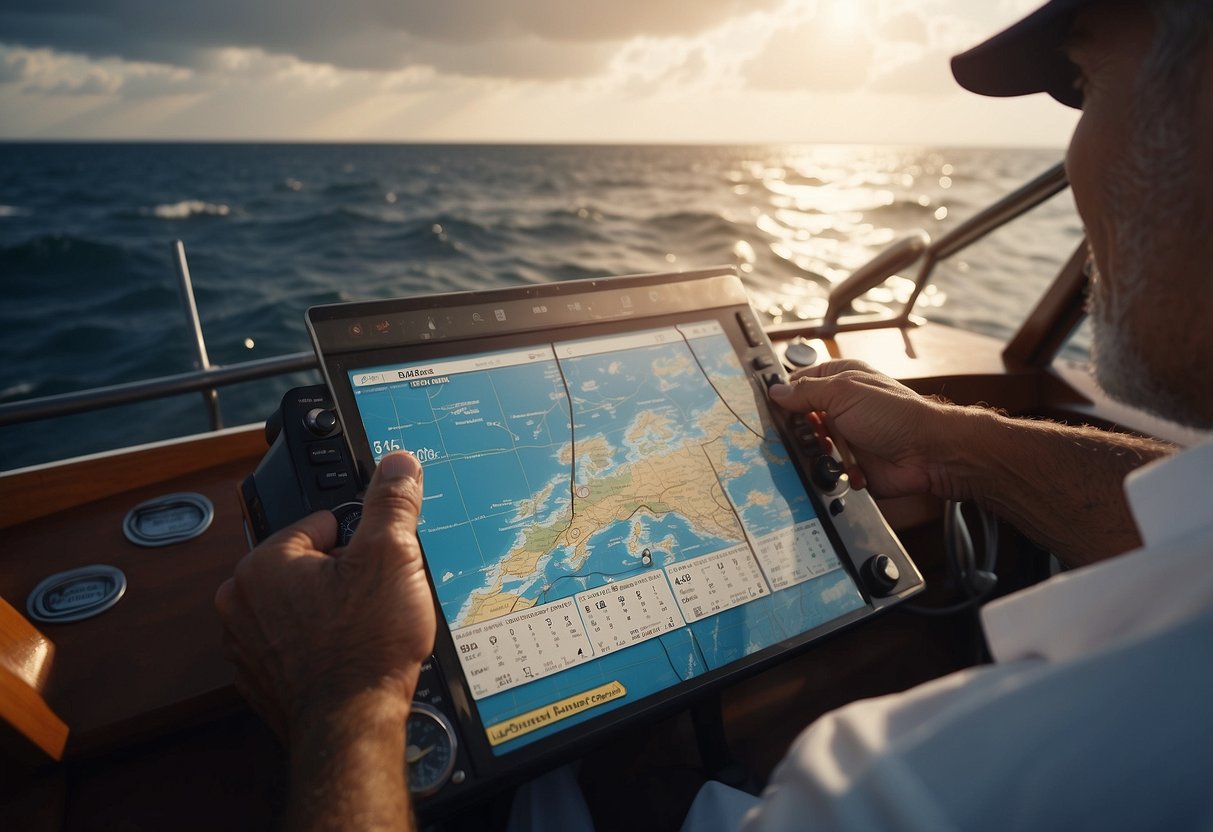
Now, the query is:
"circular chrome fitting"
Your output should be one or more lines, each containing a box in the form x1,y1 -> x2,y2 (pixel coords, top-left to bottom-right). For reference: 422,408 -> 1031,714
27,565 -> 127,624
123,492 -> 214,547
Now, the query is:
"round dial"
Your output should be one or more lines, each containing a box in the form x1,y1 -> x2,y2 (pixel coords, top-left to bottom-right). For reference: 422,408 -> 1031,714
330,501 -> 363,546
405,703 -> 457,798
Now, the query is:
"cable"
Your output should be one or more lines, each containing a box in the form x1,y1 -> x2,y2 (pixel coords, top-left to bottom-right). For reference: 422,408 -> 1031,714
903,500 -> 999,616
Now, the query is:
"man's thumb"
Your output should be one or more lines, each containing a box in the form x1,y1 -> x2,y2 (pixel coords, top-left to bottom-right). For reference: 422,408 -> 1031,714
347,451 -> 424,559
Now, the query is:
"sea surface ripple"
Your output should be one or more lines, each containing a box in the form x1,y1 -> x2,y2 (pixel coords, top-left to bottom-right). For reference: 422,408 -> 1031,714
0,143 -> 1082,469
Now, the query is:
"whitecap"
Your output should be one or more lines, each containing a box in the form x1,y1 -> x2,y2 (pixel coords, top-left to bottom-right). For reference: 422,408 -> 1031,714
0,381 -> 35,400
0,205 -> 29,217
148,200 -> 231,220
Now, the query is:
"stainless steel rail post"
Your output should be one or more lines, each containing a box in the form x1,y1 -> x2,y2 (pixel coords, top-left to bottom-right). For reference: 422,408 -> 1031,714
172,240 -> 223,430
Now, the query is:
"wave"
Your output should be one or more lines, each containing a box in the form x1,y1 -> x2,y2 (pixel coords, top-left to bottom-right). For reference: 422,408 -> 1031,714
387,214 -> 501,253
321,179 -> 382,196
0,380 -> 34,402
643,210 -> 746,241
145,200 -> 232,220
0,205 -> 30,217
0,234 -> 136,275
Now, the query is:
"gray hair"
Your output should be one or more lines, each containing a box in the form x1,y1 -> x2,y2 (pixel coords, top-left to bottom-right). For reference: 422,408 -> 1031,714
1144,0 -> 1213,87
1125,0 -> 1212,228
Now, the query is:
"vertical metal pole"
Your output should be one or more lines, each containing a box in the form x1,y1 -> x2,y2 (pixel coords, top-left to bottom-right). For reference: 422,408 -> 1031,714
171,240 -> 223,430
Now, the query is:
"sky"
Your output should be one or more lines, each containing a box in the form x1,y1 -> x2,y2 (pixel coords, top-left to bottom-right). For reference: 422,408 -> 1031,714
0,0 -> 1079,146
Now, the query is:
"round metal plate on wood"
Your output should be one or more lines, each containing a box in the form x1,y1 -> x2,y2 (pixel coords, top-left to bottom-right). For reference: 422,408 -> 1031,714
123,492 -> 214,547
27,565 -> 128,624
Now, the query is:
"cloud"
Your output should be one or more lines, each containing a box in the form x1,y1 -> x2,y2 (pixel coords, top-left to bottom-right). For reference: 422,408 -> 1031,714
878,11 -> 930,45
0,0 -> 782,79
868,47 -> 956,95
742,18 -> 877,92
1,45 -> 224,99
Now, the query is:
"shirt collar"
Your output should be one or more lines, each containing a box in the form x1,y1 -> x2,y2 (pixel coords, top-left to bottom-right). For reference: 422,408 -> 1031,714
981,439 -> 1213,665
1125,439 -> 1213,548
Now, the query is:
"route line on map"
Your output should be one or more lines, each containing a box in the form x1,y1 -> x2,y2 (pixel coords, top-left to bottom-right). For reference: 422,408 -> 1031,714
552,350 -> 579,518
698,444 -> 750,548
677,328 -> 766,441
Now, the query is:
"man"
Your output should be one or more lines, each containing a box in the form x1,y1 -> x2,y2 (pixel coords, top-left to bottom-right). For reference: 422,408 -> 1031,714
215,0 -> 1213,828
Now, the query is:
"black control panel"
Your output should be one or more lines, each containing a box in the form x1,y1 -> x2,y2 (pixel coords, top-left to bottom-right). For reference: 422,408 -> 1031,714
240,386 -> 361,545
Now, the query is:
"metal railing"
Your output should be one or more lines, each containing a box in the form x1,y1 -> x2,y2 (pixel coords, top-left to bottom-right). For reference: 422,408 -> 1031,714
0,162 -> 1072,430
771,161 -> 1070,339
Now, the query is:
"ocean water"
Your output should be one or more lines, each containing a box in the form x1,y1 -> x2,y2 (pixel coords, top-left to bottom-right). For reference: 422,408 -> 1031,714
0,143 -> 1082,471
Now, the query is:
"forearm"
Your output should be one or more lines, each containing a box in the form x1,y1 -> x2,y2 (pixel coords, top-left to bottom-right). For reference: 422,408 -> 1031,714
286,688 -> 416,832
936,409 -> 1174,566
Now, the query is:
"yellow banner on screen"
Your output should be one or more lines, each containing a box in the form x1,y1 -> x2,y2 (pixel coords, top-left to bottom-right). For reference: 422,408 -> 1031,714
484,681 -> 627,747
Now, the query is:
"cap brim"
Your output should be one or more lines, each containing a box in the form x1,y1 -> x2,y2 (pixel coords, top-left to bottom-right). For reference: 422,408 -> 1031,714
950,0 -> 1087,109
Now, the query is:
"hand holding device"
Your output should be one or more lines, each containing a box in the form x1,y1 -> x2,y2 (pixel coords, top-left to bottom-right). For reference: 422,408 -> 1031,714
770,360 -> 963,501
217,451 -> 434,740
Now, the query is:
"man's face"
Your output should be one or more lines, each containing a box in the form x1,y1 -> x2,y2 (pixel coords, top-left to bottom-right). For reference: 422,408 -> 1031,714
1064,3 -> 1213,429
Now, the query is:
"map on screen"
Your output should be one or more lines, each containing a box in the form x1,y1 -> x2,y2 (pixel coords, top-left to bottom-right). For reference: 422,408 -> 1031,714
348,321 -> 865,753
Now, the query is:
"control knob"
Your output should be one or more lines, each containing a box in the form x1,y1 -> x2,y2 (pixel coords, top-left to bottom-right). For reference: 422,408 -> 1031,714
812,455 -> 844,491
305,407 -> 339,436
862,554 -> 901,597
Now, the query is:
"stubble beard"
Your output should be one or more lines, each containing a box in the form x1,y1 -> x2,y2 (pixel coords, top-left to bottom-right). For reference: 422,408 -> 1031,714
1087,58 -> 1212,430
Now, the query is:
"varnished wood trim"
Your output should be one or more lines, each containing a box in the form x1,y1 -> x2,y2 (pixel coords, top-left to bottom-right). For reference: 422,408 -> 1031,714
0,426 -> 268,528
0,596 -> 65,762
0,597 -> 54,692
0,662 -> 68,762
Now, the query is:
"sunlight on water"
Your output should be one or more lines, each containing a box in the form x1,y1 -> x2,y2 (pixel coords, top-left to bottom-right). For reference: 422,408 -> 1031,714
726,144 -> 1078,327
0,142 -> 1082,468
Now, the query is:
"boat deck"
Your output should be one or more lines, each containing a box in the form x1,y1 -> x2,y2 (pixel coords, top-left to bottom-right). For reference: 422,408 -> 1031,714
3,320 -> 1190,830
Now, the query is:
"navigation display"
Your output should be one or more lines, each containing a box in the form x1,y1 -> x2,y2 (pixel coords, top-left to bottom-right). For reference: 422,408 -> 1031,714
347,320 -> 866,754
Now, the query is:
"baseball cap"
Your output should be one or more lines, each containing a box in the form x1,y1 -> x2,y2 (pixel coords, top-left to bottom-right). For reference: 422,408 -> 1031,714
950,0 -> 1098,108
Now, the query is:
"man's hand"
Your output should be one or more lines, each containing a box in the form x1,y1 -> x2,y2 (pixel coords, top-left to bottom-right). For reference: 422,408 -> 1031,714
769,359 -> 971,501
216,451 -> 433,736
769,359 -> 1171,566
216,451 -> 432,831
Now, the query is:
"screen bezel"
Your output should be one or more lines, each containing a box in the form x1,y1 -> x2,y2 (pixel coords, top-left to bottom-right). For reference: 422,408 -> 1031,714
307,270 -> 880,788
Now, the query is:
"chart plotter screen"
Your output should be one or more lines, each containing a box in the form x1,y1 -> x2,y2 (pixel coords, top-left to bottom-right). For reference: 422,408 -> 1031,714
347,320 -> 866,754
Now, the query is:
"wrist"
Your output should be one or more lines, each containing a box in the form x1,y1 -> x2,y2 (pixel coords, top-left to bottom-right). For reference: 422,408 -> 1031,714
286,684 -> 416,832
292,684 -> 413,749
925,403 -> 1007,504
290,662 -> 422,747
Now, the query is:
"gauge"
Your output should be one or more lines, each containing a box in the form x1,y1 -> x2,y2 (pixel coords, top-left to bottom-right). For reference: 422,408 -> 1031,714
405,702 -> 457,798
331,501 -> 363,546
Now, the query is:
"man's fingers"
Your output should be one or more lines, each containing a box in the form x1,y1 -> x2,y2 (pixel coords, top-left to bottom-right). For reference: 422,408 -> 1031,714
789,359 -> 875,380
768,375 -> 841,415
345,451 -> 424,565
262,509 -> 339,556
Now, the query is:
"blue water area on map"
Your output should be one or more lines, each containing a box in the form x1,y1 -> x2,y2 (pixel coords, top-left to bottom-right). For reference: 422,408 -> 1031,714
352,356 -> 572,622
683,334 -> 817,535
348,327 -> 868,756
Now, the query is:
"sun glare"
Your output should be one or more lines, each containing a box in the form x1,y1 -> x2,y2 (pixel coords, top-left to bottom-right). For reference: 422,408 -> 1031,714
822,0 -> 863,31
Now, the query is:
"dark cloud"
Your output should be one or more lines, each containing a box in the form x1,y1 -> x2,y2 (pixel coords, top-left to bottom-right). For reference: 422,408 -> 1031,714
0,50 -> 27,82
0,0 -> 779,78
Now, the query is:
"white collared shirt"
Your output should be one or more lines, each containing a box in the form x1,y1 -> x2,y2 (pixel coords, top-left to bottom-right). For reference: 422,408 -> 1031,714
732,441 -> 1213,832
